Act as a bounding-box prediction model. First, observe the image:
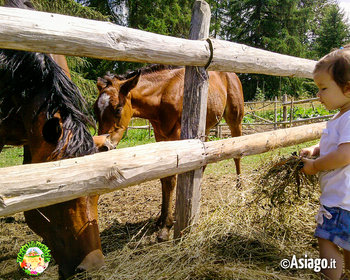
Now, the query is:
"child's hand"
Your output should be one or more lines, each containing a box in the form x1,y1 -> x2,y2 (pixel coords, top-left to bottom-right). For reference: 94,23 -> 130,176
300,146 -> 320,158
301,158 -> 319,175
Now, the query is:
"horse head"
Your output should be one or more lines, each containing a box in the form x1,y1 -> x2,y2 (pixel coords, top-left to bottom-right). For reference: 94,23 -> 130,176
0,49 -> 105,278
94,70 -> 140,146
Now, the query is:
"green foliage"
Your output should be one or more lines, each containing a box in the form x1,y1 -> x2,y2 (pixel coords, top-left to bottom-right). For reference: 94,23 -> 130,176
313,3 -> 350,57
30,0 -> 108,20
118,128 -> 155,149
212,0 -> 349,100
2,0 -> 350,103
253,87 -> 265,101
125,0 -> 192,37
66,56 -> 98,113
243,104 -> 336,124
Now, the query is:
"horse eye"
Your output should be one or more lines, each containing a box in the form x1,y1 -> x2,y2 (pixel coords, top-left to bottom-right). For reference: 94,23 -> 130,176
115,106 -> 123,116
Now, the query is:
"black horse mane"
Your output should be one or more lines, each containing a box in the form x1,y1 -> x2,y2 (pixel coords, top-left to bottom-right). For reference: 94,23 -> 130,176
0,49 -> 97,158
110,64 -> 182,80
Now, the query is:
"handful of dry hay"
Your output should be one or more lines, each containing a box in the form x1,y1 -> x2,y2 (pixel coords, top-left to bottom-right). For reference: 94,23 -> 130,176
253,153 -> 319,206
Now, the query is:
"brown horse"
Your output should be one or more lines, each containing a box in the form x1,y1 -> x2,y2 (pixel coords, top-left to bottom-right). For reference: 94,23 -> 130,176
94,65 -> 244,241
0,2 -> 108,278
0,48 -> 105,279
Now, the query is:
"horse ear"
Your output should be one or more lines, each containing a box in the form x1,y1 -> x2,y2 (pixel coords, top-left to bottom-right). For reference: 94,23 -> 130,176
97,77 -> 107,92
42,117 -> 63,144
120,70 -> 141,96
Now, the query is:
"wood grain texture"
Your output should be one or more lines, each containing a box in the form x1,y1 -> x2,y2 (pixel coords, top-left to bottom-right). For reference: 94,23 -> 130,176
175,0 -> 211,238
0,122 -> 326,217
0,7 -> 316,77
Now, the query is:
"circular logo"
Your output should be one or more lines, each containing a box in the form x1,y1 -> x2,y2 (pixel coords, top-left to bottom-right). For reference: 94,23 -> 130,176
17,241 -> 51,276
280,258 -> 290,269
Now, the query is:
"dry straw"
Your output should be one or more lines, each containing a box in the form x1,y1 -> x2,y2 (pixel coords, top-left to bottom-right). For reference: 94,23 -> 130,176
253,153 -> 318,206
72,152 -> 321,280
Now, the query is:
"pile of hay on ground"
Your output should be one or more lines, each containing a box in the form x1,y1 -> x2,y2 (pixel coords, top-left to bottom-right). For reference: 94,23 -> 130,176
73,155 -> 321,280
0,151 -> 322,280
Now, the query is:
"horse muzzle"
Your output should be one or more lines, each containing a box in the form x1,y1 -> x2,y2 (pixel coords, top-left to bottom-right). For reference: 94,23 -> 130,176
75,249 -> 105,273
59,249 -> 105,279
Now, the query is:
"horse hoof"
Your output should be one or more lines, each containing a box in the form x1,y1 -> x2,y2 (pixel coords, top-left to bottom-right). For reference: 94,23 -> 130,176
157,228 -> 170,242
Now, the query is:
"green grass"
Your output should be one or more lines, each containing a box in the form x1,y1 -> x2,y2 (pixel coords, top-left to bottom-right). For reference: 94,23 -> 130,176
118,128 -> 155,149
0,146 -> 23,168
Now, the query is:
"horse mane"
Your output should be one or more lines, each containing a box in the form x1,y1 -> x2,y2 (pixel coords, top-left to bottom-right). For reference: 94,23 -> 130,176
110,64 -> 182,80
0,49 -> 97,158
4,0 -> 35,9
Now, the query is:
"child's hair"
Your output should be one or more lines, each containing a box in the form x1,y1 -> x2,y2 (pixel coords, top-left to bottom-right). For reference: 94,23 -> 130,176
314,44 -> 350,91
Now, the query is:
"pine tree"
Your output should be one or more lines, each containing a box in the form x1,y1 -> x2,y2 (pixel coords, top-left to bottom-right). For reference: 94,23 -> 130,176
314,3 -> 350,58
218,0 -> 333,100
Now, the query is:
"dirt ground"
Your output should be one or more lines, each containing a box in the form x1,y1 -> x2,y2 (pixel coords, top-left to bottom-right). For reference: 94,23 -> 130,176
0,162 -> 238,279
0,123 -> 316,279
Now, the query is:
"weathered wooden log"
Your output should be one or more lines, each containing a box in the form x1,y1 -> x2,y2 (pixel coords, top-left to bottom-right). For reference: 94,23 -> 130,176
0,7 -> 316,78
208,40 -> 316,78
0,122 -> 326,217
175,0 -> 211,238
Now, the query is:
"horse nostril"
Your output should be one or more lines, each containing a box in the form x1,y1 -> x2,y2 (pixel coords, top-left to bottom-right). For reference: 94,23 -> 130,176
75,267 -> 94,280
75,267 -> 86,274
75,250 -> 105,277
98,145 -> 109,152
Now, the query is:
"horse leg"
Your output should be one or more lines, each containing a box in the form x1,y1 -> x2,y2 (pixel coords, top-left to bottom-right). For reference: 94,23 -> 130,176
224,110 -> 243,186
224,119 -> 242,174
152,127 -> 180,242
157,175 -> 176,242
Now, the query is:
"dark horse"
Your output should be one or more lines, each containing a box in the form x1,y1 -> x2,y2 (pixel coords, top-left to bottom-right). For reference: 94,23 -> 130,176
94,65 -> 244,241
0,49 -> 107,277
0,1 -> 105,278
0,50 -> 105,278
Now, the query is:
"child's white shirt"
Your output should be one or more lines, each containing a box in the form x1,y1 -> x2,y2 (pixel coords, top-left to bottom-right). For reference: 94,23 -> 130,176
319,110 -> 350,211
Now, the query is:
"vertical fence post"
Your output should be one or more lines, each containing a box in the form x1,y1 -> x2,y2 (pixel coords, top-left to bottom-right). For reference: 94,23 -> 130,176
174,0 -> 211,239
273,96 -> 277,130
215,124 -> 219,138
290,98 -> 294,127
282,94 -> 288,128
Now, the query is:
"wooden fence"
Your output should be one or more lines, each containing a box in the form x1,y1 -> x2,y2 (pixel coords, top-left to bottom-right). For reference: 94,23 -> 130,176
244,96 -> 332,127
0,6 -> 316,77
127,96 -> 332,138
0,122 -> 326,217
0,1 -> 321,237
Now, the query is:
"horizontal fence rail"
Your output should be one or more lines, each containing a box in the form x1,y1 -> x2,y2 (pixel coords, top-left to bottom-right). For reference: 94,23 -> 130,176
0,7 -> 316,78
0,123 -> 326,217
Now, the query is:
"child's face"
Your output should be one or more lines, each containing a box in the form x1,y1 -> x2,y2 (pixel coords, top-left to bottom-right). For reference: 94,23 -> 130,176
314,70 -> 350,112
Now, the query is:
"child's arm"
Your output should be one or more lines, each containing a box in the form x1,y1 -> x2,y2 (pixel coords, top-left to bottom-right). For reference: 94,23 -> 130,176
302,142 -> 350,175
300,143 -> 320,158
